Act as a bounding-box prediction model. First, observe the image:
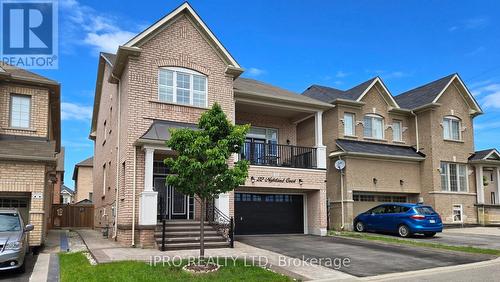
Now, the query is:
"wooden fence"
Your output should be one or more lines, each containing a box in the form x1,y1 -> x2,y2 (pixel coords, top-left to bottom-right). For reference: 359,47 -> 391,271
51,204 -> 94,228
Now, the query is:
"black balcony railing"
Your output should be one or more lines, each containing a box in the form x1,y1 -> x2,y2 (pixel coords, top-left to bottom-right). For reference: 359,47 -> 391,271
240,141 -> 317,169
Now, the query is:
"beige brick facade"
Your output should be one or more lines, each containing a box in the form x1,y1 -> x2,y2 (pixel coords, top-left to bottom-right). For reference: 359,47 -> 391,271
91,6 -> 327,247
75,166 -> 93,202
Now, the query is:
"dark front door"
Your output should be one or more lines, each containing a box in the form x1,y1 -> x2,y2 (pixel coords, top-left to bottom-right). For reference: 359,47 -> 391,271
235,193 -> 304,235
154,177 -> 191,220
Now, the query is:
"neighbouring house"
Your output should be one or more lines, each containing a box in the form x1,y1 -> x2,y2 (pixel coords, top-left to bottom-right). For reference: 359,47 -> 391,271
0,63 -> 61,249
53,147 -> 65,204
303,74 -> 500,228
73,157 -> 94,203
61,185 -> 75,204
90,3 -> 329,249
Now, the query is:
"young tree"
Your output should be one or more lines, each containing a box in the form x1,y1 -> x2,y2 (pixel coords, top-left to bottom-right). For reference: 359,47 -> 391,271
165,103 -> 249,261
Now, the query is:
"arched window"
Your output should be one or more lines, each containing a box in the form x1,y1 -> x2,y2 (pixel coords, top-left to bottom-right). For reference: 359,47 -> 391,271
158,67 -> 207,107
363,114 -> 384,139
443,116 -> 461,141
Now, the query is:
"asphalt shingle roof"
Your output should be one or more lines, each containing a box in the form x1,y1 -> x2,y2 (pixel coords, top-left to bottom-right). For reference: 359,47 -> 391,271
234,77 -> 332,107
469,149 -> 500,161
0,63 -> 58,84
336,139 -> 425,159
0,135 -> 56,160
394,74 -> 455,109
141,120 -> 198,141
75,157 -> 93,167
302,77 -> 378,103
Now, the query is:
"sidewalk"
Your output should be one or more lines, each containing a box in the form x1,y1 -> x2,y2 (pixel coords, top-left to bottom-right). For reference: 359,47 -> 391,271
29,230 -> 63,282
77,229 -> 353,281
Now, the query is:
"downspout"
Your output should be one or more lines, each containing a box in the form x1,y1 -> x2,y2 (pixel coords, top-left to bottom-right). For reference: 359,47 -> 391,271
131,146 -> 137,247
111,73 -> 121,240
411,111 -> 420,152
339,157 -> 345,231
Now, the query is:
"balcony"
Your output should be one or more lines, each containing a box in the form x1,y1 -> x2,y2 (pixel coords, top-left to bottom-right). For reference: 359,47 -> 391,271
240,141 -> 317,169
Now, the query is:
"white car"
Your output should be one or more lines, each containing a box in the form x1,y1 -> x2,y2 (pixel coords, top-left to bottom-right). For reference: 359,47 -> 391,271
0,209 -> 34,273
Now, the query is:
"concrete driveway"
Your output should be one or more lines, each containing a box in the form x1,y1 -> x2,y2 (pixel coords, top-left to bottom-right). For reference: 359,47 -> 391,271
237,235 -> 492,277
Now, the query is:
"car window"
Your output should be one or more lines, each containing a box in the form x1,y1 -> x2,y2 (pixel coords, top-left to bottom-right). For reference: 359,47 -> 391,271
370,206 -> 386,214
0,213 -> 21,232
393,205 -> 410,213
384,205 -> 397,214
414,206 -> 436,215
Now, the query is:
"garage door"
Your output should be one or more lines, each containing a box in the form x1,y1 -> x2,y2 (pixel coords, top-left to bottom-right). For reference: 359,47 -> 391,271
235,193 -> 304,235
0,197 -> 30,223
352,193 -> 409,217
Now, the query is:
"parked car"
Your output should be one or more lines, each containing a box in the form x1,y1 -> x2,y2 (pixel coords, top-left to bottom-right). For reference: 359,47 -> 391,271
0,209 -> 34,273
354,203 -> 442,238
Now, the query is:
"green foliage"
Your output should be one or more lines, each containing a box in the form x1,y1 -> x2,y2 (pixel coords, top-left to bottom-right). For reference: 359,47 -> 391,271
165,103 -> 250,199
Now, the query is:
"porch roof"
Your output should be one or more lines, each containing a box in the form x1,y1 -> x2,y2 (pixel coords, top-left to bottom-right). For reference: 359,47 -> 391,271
469,148 -> 500,165
0,135 -> 56,162
138,120 -> 198,144
331,139 -> 425,161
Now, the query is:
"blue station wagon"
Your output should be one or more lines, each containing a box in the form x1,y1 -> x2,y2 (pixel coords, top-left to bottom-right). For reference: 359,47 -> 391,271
353,203 -> 443,237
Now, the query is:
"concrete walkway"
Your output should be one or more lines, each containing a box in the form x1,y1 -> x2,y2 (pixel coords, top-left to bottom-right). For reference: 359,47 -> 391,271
29,230 -> 64,282
77,229 -> 353,281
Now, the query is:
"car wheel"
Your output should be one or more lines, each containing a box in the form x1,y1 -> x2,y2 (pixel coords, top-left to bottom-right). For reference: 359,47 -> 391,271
398,225 -> 411,238
355,221 -> 365,232
424,232 -> 436,237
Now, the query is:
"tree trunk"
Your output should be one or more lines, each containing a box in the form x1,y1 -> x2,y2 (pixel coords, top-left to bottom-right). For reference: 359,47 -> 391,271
200,197 -> 205,261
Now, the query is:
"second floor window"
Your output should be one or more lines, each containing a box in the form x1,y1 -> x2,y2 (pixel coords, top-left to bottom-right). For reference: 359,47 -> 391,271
443,116 -> 461,141
440,162 -> 468,192
158,67 -> 207,107
10,94 -> 31,128
392,120 -> 402,142
343,113 -> 355,136
363,114 -> 384,139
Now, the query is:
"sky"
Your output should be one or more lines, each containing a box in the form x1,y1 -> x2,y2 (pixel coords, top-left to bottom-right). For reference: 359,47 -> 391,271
33,0 -> 500,189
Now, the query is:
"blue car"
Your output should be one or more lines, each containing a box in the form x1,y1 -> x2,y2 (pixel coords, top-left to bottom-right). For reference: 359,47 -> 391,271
353,203 -> 443,237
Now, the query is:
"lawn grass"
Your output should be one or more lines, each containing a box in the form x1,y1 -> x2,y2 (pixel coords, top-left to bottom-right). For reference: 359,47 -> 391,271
331,231 -> 500,256
59,252 -> 293,282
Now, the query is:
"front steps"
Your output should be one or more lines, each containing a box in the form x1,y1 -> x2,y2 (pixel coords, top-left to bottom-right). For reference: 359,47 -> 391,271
155,220 -> 230,250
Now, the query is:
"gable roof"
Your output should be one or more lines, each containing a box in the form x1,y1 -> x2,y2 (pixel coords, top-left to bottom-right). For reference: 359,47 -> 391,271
124,2 -> 241,69
395,73 -> 482,114
73,157 -> 93,181
332,139 -> 425,161
469,149 -> 500,162
234,78 -> 333,109
61,185 -> 74,195
0,63 -> 59,85
303,77 -> 400,108
101,52 -> 116,66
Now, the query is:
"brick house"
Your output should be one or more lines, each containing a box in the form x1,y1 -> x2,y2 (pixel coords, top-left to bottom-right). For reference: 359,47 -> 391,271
303,74 -> 500,229
73,157 -> 94,203
90,3 -> 329,249
0,63 -> 61,248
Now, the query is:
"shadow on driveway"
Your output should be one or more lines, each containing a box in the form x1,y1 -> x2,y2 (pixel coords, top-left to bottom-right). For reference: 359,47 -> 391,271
0,253 -> 37,282
237,235 -> 493,277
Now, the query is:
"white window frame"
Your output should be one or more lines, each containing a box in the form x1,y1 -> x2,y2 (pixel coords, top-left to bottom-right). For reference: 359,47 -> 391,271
246,126 -> 278,143
443,116 -> 462,141
392,120 -> 403,142
452,204 -> 463,223
158,67 -> 208,108
441,162 -> 468,192
343,112 -> 356,137
10,94 -> 31,129
363,114 -> 384,139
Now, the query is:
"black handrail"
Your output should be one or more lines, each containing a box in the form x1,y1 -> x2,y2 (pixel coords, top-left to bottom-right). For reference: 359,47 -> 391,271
240,141 -> 317,169
161,219 -> 166,251
196,197 -> 234,248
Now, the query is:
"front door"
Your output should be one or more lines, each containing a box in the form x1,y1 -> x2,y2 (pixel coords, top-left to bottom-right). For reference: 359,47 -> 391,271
154,177 -> 191,220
